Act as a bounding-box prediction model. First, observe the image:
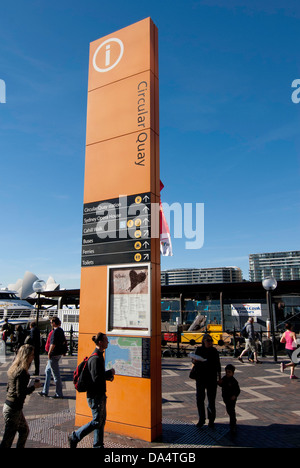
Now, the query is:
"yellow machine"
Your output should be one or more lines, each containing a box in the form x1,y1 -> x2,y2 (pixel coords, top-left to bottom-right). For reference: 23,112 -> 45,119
181,324 -> 223,345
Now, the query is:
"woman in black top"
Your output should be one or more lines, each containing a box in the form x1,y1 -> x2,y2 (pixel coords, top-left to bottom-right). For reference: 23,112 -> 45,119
0,344 -> 41,448
192,334 -> 221,429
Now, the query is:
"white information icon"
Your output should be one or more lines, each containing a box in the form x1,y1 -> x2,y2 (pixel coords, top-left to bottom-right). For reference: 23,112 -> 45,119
93,38 -> 124,73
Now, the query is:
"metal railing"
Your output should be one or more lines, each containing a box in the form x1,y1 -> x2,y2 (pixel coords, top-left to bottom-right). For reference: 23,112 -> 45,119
161,327 -> 286,359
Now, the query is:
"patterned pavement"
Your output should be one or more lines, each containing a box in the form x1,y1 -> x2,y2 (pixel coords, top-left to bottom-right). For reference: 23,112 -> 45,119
0,349 -> 300,449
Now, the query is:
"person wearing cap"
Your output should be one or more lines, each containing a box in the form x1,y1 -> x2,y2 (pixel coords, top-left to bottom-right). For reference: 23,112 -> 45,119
192,334 -> 221,429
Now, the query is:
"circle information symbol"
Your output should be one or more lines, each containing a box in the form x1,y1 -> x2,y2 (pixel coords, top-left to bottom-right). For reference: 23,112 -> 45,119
93,38 -> 124,73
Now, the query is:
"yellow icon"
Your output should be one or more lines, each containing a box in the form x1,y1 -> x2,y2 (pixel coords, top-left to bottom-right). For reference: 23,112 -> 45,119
135,196 -> 142,204
134,241 -> 142,250
127,219 -> 134,228
134,253 -> 142,262
135,218 -> 141,227
134,230 -> 141,238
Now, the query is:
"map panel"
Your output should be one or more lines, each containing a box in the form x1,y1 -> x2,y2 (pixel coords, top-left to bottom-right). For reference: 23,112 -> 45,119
106,336 -> 150,378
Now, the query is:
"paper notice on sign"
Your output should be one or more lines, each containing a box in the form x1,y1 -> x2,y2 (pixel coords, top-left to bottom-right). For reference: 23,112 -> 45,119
108,265 -> 150,334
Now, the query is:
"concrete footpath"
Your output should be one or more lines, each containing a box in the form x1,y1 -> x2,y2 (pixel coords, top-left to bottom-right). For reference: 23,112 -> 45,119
0,351 -> 300,449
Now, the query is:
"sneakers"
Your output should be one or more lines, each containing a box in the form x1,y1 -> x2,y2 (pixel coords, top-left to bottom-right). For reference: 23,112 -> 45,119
196,420 -> 205,429
238,356 -> 244,363
280,363 -> 298,379
38,391 -> 64,399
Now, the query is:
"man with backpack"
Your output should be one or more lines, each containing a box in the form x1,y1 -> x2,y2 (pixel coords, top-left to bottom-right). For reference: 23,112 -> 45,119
69,332 -> 115,448
238,317 -> 261,364
38,317 -> 67,399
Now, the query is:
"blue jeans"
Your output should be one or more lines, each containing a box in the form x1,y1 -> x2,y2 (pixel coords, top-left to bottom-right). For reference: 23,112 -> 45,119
42,355 -> 63,397
72,395 -> 106,448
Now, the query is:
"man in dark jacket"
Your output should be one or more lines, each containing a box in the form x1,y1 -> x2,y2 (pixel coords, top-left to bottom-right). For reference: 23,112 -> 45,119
192,334 -> 221,429
69,333 -> 115,448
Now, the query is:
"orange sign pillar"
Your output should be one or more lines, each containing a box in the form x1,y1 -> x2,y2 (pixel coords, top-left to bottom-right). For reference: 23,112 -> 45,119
75,18 -> 161,442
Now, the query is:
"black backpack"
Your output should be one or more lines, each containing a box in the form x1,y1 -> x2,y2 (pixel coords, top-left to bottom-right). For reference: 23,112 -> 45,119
73,352 -> 97,392
241,325 -> 248,338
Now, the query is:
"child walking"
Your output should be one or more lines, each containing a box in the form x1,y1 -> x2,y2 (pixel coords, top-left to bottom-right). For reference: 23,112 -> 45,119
218,364 -> 240,434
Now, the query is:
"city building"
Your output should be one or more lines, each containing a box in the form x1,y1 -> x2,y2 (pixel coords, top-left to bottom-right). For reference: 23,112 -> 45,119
249,251 -> 300,282
161,267 -> 243,285
161,279 -> 300,333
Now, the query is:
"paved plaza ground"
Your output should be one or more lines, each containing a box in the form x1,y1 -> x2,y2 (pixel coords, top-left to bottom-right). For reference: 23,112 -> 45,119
0,350 -> 300,449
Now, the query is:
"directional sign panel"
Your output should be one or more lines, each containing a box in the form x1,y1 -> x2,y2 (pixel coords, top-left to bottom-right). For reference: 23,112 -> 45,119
81,192 -> 151,266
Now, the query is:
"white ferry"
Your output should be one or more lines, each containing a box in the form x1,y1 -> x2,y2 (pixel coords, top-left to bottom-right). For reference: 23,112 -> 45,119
0,289 -> 45,328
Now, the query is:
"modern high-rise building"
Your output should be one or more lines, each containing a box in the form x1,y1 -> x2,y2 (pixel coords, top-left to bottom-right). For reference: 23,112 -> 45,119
249,251 -> 300,282
161,267 -> 243,285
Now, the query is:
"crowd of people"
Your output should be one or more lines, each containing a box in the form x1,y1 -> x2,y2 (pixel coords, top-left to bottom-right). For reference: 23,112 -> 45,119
0,317 -> 298,448
0,317 -> 68,448
189,318 -> 298,439
0,319 -> 114,449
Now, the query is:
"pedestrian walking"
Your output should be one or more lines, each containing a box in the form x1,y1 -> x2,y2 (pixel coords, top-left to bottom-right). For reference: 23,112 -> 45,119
38,317 -> 67,399
280,323 -> 298,379
13,325 -> 26,354
191,334 -> 221,429
29,322 -> 41,376
218,364 -> 240,435
0,344 -> 41,448
68,333 -> 115,448
1,318 -> 12,343
238,317 -> 261,364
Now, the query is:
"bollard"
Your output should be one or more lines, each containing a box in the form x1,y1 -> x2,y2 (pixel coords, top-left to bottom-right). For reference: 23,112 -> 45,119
233,327 -> 237,357
69,326 -> 73,356
176,325 -> 181,358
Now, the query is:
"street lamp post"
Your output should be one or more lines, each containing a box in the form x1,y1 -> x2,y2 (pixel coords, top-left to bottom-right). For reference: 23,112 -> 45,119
262,276 -> 278,362
32,280 -> 46,327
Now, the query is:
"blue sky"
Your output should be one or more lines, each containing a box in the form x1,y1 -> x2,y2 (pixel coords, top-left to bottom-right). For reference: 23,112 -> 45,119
0,0 -> 299,289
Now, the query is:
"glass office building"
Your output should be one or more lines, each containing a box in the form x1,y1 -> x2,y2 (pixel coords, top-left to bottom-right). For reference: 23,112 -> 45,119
249,251 -> 300,282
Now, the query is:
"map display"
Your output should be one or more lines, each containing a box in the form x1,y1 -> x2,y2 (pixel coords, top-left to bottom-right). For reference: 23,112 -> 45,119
105,336 -> 150,378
